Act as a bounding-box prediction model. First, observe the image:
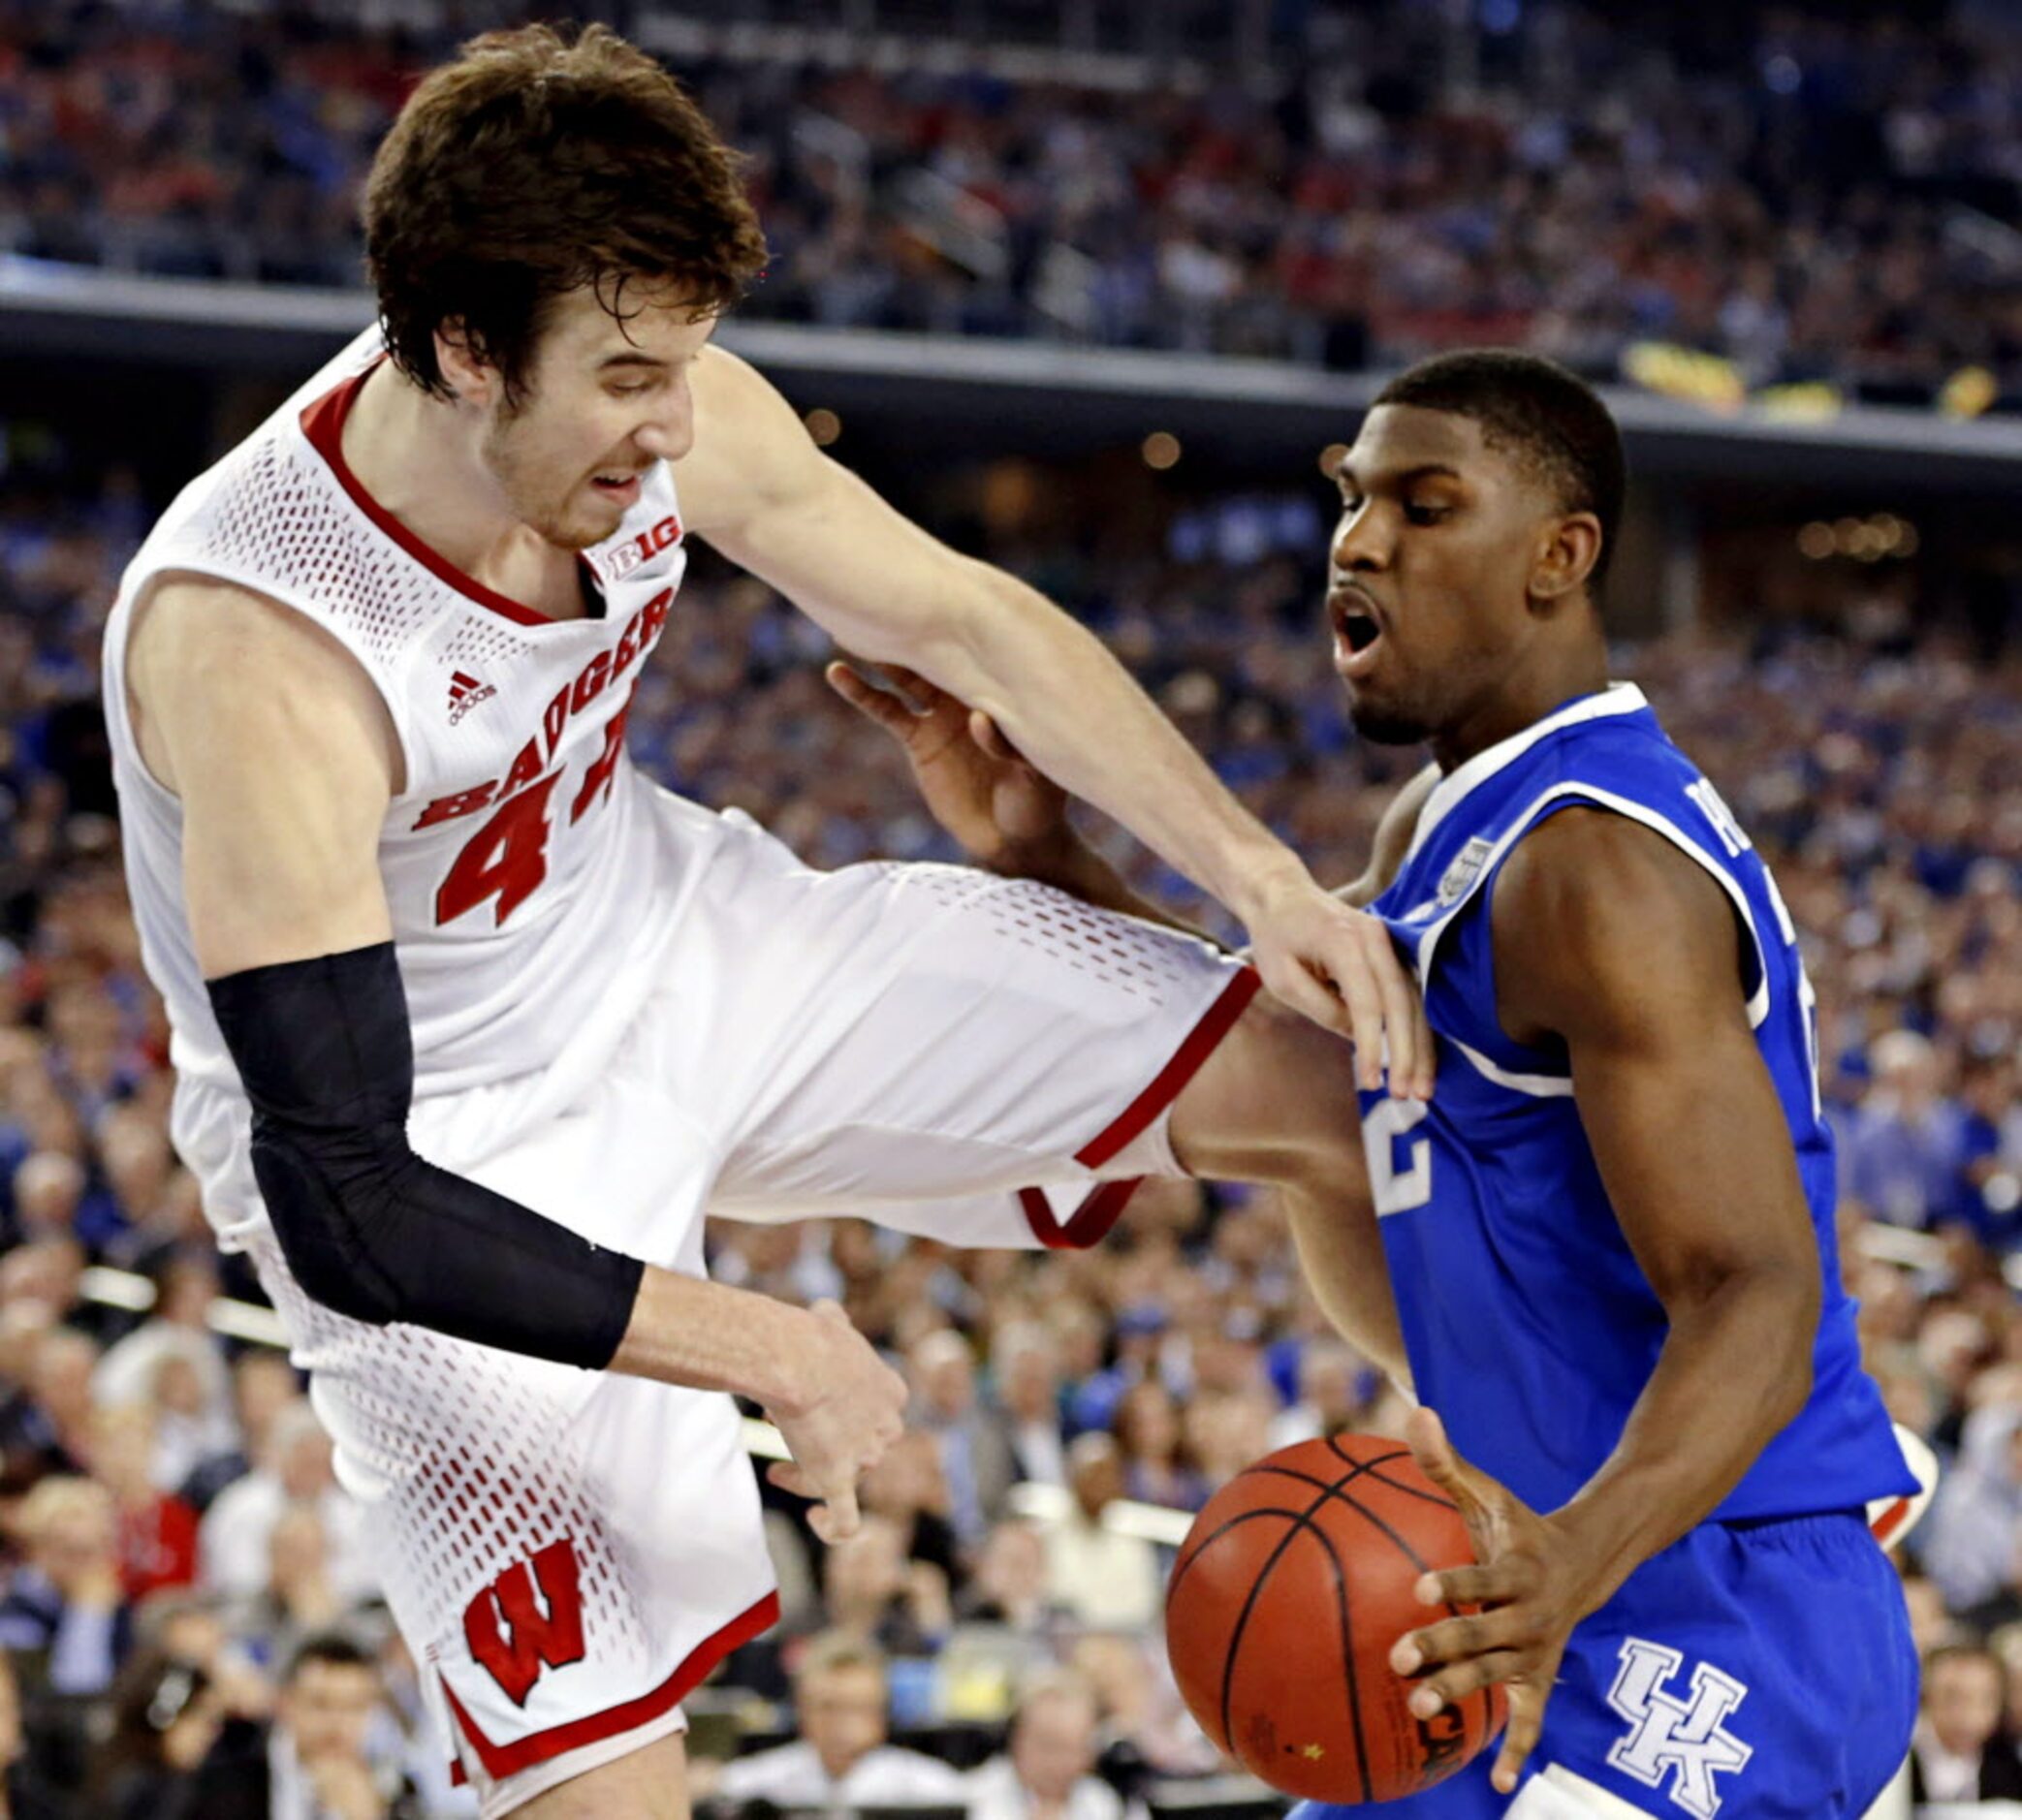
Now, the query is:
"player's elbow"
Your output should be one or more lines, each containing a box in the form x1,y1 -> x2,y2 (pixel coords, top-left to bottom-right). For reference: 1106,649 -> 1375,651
247,1121 -> 407,1329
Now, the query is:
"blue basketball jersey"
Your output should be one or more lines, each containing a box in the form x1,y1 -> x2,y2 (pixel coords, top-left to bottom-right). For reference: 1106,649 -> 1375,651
1364,684 -> 1913,1522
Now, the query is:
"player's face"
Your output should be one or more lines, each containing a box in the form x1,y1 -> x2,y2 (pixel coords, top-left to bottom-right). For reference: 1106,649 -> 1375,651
1326,406 -> 1565,749
479,284 -> 716,551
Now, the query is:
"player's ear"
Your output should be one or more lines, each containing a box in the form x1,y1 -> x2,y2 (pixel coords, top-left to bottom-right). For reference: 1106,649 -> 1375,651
1530,512 -> 1602,609
432,321 -> 500,410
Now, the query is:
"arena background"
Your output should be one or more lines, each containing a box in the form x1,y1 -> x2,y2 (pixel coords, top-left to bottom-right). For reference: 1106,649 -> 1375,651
2,2 -> 2021,1815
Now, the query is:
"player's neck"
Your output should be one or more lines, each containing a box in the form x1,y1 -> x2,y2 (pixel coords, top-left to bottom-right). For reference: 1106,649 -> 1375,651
342,363 -> 564,589
1432,643 -> 1610,773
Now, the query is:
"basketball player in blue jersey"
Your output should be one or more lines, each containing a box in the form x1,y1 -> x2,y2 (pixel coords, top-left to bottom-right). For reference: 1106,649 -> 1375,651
836,350 -> 1921,1819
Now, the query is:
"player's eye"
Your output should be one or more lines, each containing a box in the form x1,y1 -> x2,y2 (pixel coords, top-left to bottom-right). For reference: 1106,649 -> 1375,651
608,382 -> 652,398
1404,501 -> 1450,526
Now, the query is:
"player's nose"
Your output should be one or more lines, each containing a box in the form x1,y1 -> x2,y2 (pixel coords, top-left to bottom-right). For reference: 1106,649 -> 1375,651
635,387 -> 695,463
1330,505 -> 1390,573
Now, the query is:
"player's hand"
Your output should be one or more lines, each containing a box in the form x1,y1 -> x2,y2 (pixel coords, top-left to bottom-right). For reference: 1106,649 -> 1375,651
764,1300 -> 909,1546
826,660 -> 1073,874
1388,1408 -> 1605,1796
1241,866 -> 1432,1098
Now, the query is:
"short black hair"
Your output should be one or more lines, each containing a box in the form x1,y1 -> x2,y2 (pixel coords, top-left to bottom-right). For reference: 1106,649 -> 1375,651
1373,350 -> 1626,592
284,1631 -> 376,1685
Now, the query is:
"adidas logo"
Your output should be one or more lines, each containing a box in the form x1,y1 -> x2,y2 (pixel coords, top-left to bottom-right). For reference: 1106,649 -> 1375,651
447,670 -> 498,725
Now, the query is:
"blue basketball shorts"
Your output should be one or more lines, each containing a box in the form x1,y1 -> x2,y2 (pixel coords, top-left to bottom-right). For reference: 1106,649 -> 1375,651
1291,1510 -> 1917,1820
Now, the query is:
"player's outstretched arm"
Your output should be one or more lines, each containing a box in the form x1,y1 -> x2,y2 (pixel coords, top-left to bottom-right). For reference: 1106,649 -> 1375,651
129,581 -> 904,1539
679,349 -> 1430,1096
1386,807 -> 1821,1791
826,660 -> 1434,929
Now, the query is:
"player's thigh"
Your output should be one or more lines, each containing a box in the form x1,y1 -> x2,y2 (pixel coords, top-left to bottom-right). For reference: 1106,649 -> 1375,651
685,853 -> 1250,1208
1166,984 -> 1366,1183
514,1729 -> 689,1820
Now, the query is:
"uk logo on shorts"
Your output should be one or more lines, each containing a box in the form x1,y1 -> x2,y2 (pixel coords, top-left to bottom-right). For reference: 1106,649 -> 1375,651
1603,1637 -> 1753,1819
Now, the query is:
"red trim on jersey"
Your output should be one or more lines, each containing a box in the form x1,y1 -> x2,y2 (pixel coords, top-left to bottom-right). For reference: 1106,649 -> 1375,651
299,362 -> 555,629
1019,1178 -> 1143,1250
1073,966 -> 1261,1169
1869,1497 -> 1911,1547
444,1589 -> 780,1786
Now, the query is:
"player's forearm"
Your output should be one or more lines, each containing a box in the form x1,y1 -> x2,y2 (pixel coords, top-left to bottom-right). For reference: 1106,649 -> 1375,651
1284,1187 -> 1412,1390
1549,1261 -> 1817,1616
610,1268 -> 826,1411
938,570 -> 1311,923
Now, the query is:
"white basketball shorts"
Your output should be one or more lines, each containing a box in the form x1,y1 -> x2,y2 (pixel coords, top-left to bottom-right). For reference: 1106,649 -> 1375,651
230,800 -> 1255,1812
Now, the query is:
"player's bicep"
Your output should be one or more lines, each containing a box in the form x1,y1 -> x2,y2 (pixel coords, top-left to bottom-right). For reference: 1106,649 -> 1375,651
1493,813 -> 1817,1305
129,581 -> 397,977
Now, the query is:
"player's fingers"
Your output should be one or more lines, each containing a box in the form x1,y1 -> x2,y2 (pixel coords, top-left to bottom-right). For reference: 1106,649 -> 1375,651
1405,1649 -> 1524,1721
1390,1605 -> 1527,1676
1403,1407 -> 1470,1503
1490,1690 -> 1547,1795
1261,952 -> 1355,1045
824,662 -> 916,735
1355,918 -> 1423,1098
1324,938 -> 1392,1090
819,1480 -> 862,1543
969,709 -> 1026,765
1414,1561 -> 1532,1610
767,1460 -> 815,1499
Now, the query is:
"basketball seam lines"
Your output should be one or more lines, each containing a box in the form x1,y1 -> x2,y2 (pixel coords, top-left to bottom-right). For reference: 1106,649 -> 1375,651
1174,1449 -> 1433,1803
1319,1441 -> 1503,1756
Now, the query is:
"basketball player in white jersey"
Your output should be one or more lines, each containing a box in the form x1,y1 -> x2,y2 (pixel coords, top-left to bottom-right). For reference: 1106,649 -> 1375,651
104,25 -> 1425,1818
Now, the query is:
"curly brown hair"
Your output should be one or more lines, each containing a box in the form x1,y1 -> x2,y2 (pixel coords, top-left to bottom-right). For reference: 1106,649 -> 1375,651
363,23 -> 768,406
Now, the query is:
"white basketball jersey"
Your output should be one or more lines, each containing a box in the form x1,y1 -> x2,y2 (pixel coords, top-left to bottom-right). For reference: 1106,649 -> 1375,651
104,329 -> 718,1129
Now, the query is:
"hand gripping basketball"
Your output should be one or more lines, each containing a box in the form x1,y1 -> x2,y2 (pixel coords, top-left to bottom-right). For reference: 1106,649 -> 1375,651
763,1301 -> 909,1546
1388,1408 -> 1602,1797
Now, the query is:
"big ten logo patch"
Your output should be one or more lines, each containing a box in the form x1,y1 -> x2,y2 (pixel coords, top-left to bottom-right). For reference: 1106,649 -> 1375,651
462,1538 -> 588,1707
1604,1638 -> 1752,1819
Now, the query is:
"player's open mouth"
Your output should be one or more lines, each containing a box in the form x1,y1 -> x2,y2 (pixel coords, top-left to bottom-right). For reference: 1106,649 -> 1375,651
1329,587 -> 1385,676
591,472 -> 642,504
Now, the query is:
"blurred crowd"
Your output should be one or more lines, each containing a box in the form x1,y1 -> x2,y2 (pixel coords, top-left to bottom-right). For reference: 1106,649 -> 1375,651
6,0 -> 2022,404
1,445 -> 2021,1816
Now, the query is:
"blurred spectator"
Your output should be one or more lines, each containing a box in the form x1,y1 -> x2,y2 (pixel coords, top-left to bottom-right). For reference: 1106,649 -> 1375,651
1843,1031 -> 1973,1230
957,1522 -> 1059,1634
1112,1382 -> 1206,1514
1922,1409 -> 2022,1612
184,1631 -> 423,1820
968,1670 -> 1141,1820
12,5 -> 2022,403
84,1404 -> 198,1601
995,1323 -> 1068,1489
708,1632 -> 970,1808
228,1502 -> 349,1676
88,1646 -> 229,1820
818,1515 -> 951,1661
1269,1340 -> 1379,1449
1909,1643 -> 2022,1804
179,1351 -> 301,1515
908,1329 -> 1016,1551
1043,1435 -> 1160,1633
199,1404 -> 375,1610
0,1475 -> 132,1696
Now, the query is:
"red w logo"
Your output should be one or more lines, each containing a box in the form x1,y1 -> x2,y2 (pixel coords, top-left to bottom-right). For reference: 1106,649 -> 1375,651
461,1538 -> 587,1707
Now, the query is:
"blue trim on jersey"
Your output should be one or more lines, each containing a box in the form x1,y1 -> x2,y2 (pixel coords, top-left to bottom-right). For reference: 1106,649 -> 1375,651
1365,686 -> 1913,1523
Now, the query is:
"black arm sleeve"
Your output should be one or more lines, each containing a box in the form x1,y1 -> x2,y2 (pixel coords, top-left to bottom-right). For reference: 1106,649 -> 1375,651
206,943 -> 645,1370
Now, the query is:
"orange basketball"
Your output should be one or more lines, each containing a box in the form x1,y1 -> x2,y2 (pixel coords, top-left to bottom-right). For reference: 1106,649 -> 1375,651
1165,1434 -> 1507,1804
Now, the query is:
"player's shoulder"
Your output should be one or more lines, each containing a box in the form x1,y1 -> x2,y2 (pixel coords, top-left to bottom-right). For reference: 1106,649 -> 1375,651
127,575 -> 395,770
